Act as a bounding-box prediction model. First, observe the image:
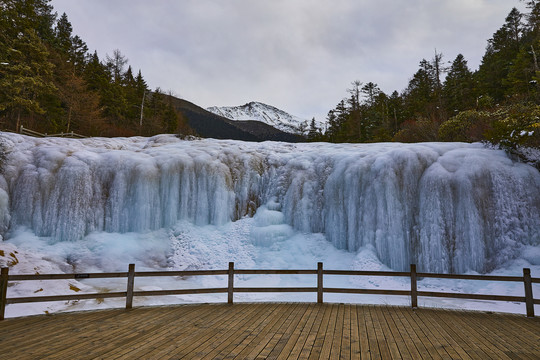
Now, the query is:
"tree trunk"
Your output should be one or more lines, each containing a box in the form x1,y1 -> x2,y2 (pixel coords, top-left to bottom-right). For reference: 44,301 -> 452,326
67,106 -> 72,133
16,109 -> 21,133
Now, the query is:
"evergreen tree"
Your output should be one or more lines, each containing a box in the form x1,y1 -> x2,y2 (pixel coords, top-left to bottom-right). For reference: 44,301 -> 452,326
476,8 -> 525,101
443,54 -> 475,114
504,42 -> 540,100
307,117 -> 319,141
0,29 -> 56,131
403,59 -> 436,118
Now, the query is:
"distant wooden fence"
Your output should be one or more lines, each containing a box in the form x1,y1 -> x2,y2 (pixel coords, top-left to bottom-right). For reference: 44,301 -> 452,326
19,125 -> 86,138
1,263 -> 538,320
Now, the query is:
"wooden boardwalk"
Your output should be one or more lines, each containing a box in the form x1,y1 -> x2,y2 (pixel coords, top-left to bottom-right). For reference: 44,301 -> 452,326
0,303 -> 538,359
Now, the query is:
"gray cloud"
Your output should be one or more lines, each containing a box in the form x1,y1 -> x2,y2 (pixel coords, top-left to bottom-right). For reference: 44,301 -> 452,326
51,0 -> 525,122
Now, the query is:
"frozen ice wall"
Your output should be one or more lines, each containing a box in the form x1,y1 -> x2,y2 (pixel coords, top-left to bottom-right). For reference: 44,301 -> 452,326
0,133 -> 539,273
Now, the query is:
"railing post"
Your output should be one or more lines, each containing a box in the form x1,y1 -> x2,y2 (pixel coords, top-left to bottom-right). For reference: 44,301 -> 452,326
317,262 -> 323,304
410,264 -> 418,309
1,267 -> 8,320
228,262 -> 234,304
523,268 -> 534,317
126,264 -> 135,309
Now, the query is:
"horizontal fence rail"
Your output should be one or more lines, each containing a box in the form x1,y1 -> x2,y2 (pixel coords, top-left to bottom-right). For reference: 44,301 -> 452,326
1,263 -> 538,320
19,125 -> 86,138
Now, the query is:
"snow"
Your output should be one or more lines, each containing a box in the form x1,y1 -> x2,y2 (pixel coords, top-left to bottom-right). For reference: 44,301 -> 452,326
207,101 -> 325,134
0,133 -> 539,318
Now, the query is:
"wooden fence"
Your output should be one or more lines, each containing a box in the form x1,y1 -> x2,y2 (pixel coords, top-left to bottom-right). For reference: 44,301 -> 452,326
1,263 -> 538,320
19,125 -> 86,138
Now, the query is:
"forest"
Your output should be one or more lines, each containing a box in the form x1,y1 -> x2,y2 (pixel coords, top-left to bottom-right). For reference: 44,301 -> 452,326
319,1 -> 540,166
0,0 -> 191,137
0,0 -> 539,164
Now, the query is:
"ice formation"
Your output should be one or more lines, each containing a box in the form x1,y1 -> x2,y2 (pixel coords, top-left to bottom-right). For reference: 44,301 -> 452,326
0,133 -> 538,274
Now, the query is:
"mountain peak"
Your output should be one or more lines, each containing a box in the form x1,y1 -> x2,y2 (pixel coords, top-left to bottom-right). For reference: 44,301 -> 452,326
207,102 -> 312,134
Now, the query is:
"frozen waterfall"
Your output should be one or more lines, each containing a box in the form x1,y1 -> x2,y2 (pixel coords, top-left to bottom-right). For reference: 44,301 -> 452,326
0,133 -> 539,273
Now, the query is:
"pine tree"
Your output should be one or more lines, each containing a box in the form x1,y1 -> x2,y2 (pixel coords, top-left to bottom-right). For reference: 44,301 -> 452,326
443,54 -> 475,114
307,117 -> 319,141
54,14 -> 88,74
0,29 -> 56,131
476,8 -> 525,101
403,59 -> 436,118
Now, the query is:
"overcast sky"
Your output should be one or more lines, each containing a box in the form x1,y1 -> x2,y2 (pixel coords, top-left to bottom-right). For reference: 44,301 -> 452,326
50,0 -> 525,121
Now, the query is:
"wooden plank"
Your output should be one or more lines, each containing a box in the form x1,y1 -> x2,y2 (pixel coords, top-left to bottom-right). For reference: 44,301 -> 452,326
412,308 -> 472,360
416,273 -> 523,282
317,262 -> 323,304
451,309 -> 539,360
223,303 -> 291,360
7,291 -> 127,304
381,306 -> 425,360
354,303 -> 373,360
410,264 -> 418,308
348,304 -> 361,359
523,268 -> 535,317
450,309 -> 532,359
0,267 -> 8,320
238,303 -> 299,359
228,261 -> 234,304
1,304 -> 539,359
265,304 -> 314,360
363,304 -> 382,359
397,307 -> 446,360
318,303 -> 339,359
47,306 -> 187,359
374,305 -> 411,359
304,302 -> 334,360
369,305 -> 393,360
144,303 -> 256,359
426,308 -> 513,360
211,304 -> 282,359
125,263 -> 135,309
184,303 -> 270,359
256,303 -> 310,359
115,304 -> 233,359
330,303 -> 346,359
284,303 -> 325,360
235,270 -> 318,275
233,287 -> 317,293
417,290 -> 524,302
426,309 -> 487,360
324,288 -> 410,296
233,303 -> 298,359
22,307 -> 157,358
131,287 -> 227,297
8,272 -> 128,280
94,304 -> 224,359
219,303 -> 283,359
1,307 -> 139,355
324,270 -> 410,277
144,304 -> 265,359
134,269 -> 229,276
487,309 -> 540,341
339,304 -> 352,360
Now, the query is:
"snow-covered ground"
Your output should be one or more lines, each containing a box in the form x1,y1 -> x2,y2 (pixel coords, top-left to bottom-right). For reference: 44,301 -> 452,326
2,220 -> 539,318
0,133 -> 539,318
207,101 -> 325,134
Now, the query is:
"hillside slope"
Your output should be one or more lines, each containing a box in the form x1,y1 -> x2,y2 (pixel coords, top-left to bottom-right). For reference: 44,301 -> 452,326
168,97 -> 303,142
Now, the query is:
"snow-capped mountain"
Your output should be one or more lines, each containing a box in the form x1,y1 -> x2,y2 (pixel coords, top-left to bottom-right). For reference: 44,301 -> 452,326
207,102 -> 322,135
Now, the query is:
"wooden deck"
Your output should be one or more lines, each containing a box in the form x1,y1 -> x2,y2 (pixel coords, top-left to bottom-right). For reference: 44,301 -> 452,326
1,303 -> 538,359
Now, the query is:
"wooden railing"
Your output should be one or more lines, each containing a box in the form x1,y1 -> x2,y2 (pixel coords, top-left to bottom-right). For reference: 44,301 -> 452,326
1,263 -> 538,320
19,125 -> 86,138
